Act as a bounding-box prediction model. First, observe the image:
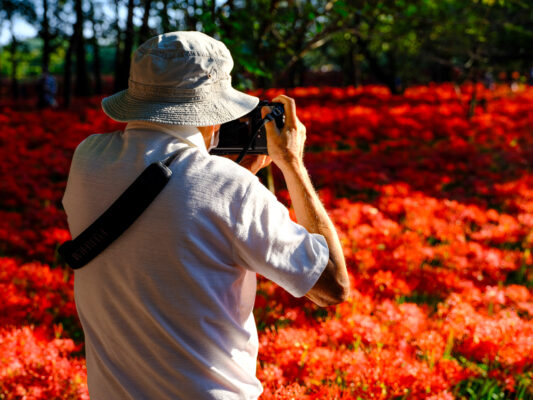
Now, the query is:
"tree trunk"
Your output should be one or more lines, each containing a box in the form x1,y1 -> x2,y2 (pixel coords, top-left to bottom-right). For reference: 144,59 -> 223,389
160,0 -> 171,33
199,0 -> 217,35
218,0 -> 234,39
113,0 -> 122,92
184,0 -> 198,30
89,1 -> 102,94
63,34 -> 75,107
116,0 -> 134,91
343,40 -> 357,86
359,38 -> 400,94
74,0 -> 89,96
139,0 -> 153,44
41,0 -> 52,72
388,50 -> 402,94
9,21 -> 18,100
468,69 -> 479,119
258,166 -> 275,194
93,40 -> 102,94
0,19 -> 4,99
0,45 -> 3,99
287,58 -> 305,87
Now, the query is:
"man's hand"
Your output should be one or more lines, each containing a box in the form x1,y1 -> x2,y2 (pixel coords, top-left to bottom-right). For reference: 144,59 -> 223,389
261,95 -> 306,169
225,154 -> 272,175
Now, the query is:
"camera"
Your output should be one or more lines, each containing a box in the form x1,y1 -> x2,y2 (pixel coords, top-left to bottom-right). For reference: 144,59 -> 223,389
209,100 -> 285,156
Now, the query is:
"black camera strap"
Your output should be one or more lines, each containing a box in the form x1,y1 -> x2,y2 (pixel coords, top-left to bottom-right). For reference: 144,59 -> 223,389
58,149 -> 184,270
235,112 -> 276,164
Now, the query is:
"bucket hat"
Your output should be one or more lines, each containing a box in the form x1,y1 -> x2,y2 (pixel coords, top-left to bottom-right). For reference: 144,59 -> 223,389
102,31 -> 259,126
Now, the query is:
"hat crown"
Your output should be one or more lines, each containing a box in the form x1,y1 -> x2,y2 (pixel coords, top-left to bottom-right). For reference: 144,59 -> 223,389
129,31 -> 233,91
101,31 -> 259,126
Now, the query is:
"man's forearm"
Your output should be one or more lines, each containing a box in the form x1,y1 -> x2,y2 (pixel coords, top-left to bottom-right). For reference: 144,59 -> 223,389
280,160 -> 346,273
263,94 -> 349,305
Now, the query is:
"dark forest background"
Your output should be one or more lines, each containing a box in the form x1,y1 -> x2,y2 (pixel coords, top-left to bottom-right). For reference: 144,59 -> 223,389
1,0 -> 533,106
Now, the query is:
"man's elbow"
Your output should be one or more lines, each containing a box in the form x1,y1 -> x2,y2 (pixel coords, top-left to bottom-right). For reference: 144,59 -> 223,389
305,260 -> 351,307
315,280 -> 350,307
329,279 -> 351,305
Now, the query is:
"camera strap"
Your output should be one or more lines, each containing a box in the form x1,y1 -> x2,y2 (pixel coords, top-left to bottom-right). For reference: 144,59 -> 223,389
235,112 -> 276,164
58,149 -> 184,270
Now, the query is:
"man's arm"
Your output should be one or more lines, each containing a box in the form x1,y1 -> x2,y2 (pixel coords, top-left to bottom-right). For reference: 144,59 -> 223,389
262,95 -> 350,307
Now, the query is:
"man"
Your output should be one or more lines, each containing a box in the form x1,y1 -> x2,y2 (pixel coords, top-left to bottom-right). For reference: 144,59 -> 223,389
62,31 -> 349,399
37,67 -> 57,108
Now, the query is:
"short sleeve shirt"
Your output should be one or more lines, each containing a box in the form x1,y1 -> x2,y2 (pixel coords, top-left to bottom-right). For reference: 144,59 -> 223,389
62,123 -> 329,400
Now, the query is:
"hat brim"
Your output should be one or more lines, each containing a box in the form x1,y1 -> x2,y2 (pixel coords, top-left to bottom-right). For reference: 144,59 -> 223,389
101,87 -> 260,126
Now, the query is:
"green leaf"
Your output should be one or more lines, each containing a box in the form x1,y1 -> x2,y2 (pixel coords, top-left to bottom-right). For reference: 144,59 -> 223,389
315,21 -> 324,34
237,57 -> 270,78
406,4 -> 418,17
332,0 -> 349,18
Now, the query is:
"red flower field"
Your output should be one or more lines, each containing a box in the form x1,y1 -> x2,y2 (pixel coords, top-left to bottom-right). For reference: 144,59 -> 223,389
1,83 -> 532,399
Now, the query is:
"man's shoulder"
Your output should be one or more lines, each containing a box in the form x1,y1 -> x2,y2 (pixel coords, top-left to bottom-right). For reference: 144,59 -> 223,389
73,131 -> 122,160
77,130 -> 122,148
186,150 -> 257,184
209,154 -> 255,179
177,150 -> 263,204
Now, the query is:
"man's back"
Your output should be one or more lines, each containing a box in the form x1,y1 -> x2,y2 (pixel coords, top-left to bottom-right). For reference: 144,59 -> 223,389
63,127 -> 329,399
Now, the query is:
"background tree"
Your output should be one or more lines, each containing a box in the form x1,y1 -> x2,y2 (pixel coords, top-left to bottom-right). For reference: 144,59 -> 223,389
157,0 -> 172,33
139,0 -> 155,44
112,0 -> 123,92
88,0 -> 103,94
73,0 -> 89,96
40,0 -> 53,72
116,0 -> 134,91
0,0 -> 36,99
2,0 -> 533,105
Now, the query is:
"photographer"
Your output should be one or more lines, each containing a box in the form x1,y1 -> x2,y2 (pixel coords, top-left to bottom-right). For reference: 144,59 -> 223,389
62,31 -> 348,399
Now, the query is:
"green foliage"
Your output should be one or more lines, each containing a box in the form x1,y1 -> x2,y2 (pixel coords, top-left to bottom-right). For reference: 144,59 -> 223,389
396,291 -> 444,313
505,262 -> 533,288
453,372 -> 533,400
1,0 -> 533,91
449,355 -> 533,399
1,39 -> 36,77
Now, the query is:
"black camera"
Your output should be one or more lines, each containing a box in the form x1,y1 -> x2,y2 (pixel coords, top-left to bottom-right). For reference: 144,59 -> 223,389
209,100 -> 285,156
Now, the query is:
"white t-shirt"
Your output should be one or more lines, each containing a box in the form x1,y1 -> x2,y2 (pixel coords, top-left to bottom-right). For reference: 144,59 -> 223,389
62,122 -> 329,400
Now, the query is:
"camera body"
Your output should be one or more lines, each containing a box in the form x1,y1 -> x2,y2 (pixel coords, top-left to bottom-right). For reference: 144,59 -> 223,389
209,100 -> 285,155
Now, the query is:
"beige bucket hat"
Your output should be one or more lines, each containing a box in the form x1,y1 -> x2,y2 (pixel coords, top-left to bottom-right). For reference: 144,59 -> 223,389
102,31 -> 259,126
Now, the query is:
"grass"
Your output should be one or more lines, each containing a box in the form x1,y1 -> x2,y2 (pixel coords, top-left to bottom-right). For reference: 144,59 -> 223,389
449,354 -> 533,400
505,263 -> 533,288
396,291 -> 445,313
453,373 -> 533,400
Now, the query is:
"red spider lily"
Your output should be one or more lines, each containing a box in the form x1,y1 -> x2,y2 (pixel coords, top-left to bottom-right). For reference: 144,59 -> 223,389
1,84 -> 532,398
0,326 -> 88,399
